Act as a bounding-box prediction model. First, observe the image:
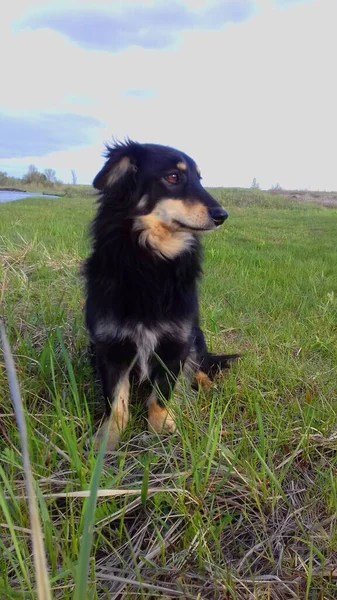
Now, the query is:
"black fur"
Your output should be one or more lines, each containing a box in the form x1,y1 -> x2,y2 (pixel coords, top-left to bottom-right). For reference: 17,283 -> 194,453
84,139 -> 239,433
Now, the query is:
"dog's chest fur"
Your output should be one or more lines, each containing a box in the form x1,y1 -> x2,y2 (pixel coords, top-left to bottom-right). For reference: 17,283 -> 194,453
93,319 -> 192,381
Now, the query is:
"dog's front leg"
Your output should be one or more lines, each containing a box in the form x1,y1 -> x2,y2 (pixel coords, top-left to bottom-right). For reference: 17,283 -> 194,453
147,343 -> 189,435
94,340 -> 136,451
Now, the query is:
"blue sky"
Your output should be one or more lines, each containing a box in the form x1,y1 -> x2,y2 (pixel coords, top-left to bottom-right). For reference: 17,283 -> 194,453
1,0 -> 336,189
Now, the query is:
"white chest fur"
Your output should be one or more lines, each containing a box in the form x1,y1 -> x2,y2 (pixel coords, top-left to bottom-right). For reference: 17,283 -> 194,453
93,319 -> 192,381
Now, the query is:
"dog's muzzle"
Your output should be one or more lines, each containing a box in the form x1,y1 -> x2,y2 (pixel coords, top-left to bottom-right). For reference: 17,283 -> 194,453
209,207 -> 228,226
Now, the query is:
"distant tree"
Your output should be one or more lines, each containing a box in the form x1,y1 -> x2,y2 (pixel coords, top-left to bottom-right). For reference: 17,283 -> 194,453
71,169 -> 77,185
251,177 -> 260,189
0,171 -> 9,186
23,164 -> 47,185
28,164 -> 38,175
271,182 -> 282,191
22,164 -> 38,184
44,168 -> 57,184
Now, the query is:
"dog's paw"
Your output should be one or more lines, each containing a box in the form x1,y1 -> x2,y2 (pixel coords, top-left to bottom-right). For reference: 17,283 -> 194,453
194,370 -> 213,391
148,405 -> 177,435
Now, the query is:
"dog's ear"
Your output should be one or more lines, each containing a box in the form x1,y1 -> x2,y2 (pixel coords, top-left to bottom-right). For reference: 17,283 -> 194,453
93,139 -> 142,191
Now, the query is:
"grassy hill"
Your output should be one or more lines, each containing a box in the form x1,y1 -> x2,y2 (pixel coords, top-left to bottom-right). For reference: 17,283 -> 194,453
1,189 -> 337,598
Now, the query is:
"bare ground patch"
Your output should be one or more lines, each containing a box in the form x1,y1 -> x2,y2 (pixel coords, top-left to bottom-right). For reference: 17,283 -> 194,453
268,189 -> 337,208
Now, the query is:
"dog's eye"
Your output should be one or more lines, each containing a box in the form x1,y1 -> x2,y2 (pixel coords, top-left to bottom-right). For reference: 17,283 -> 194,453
165,173 -> 180,184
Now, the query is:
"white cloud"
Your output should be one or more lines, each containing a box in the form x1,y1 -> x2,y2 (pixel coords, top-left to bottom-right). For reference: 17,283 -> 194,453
1,0 -> 337,189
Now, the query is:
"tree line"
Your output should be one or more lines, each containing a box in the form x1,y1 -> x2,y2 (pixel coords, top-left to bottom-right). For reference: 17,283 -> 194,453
0,165 -> 77,188
251,178 -> 282,191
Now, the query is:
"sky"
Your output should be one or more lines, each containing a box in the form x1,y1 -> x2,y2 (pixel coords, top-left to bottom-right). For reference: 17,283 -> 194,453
1,0 -> 336,190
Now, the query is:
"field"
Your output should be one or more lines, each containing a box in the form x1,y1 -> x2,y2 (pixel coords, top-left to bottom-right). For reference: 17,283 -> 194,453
0,190 -> 337,599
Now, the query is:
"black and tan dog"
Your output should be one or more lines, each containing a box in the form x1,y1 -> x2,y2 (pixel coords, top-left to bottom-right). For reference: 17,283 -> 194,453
84,139 -> 238,450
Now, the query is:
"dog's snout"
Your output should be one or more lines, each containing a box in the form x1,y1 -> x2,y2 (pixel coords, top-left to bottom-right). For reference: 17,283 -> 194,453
209,207 -> 228,226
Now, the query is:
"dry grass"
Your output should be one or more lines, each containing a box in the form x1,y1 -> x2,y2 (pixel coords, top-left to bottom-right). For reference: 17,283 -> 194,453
268,189 -> 337,208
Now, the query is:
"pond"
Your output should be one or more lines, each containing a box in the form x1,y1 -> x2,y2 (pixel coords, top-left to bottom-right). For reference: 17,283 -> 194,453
0,190 -> 60,203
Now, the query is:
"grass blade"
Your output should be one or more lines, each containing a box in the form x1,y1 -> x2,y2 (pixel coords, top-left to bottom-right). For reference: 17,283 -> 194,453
0,321 -> 52,600
72,411 -> 113,600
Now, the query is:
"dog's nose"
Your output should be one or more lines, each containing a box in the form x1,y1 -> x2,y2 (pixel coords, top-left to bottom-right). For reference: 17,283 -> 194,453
209,207 -> 228,226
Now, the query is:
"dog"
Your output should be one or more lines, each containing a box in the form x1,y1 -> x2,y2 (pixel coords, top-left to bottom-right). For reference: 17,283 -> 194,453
84,139 -> 239,450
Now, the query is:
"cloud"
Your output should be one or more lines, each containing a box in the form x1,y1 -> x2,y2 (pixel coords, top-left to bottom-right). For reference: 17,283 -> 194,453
19,1 -> 255,52
63,94 -> 97,106
0,112 -> 105,159
121,89 -> 157,98
273,0 -> 314,5
202,1 -> 256,27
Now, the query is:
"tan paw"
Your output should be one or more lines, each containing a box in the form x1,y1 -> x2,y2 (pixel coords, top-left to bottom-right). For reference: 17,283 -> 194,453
148,403 -> 177,435
194,370 -> 213,391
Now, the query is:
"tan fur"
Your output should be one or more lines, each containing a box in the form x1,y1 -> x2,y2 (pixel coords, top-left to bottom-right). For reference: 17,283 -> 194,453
94,377 -> 130,451
134,198 -> 211,259
194,370 -> 212,391
136,214 -> 193,259
153,198 -> 208,225
107,156 -> 131,186
177,161 -> 187,171
147,393 -> 177,434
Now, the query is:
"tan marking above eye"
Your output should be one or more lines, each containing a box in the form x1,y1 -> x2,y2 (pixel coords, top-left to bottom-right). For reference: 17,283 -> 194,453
177,161 -> 187,171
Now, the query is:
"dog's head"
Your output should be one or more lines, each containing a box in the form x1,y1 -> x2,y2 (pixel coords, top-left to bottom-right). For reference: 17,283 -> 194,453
93,140 -> 228,259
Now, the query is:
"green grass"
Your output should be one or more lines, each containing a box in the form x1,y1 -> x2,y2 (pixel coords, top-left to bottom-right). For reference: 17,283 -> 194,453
1,190 -> 337,599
